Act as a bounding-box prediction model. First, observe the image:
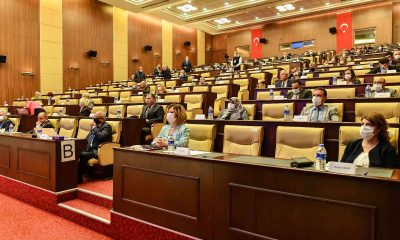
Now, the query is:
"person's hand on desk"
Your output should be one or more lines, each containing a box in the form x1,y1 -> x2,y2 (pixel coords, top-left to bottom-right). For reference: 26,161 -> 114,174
153,138 -> 167,147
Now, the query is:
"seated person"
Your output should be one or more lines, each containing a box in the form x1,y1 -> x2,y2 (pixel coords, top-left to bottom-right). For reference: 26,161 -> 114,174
33,91 -> 42,99
341,112 -> 398,168
138,81 -> 150,94
156,84 -> 167,95
300,87 -> 340,122
392,49 -> 400,66
338,57 -> 347,65
130,66 -> 146,83
217,97 -> 248,120
78,98 -> 92,117
161,65 -> 172,80
371,77 -> 398,97
152,104 -> 190,148
153,64 -> 162,78
343,69 -> 361,84
25,99 -> 45,117
178,70 -> 188,81
78,111 -> 112,183
308,62 -> 318,72
140,93 -> 165,141
81,92 -> 95,108
36,112 -> 53,128
287,80 -> 312,100
275,70 -> 292,88
368,57 -> 399,74
289,67 -> 301,80
198,77 -> 209,85
0,110 -> 14,132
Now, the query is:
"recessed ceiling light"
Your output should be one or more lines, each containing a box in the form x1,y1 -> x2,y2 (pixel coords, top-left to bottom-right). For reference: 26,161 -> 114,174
325,2 -> 330,6
276,3 -> 295,12
277,12 -> 280,15
177,4 -> 197,12
167,6 -> 171,9
225,2 -> 230,6
214,17 -> 231,24
236,20 -> 239,24
255,17 -> 259,20
300,7 -> 304,11
203,8 -> 207,11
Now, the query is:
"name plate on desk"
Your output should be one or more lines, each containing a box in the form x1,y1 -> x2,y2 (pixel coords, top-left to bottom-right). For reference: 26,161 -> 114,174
293,115 -> 308,122
195,114 -> 206,120
387,69 -> 397,74
273,95 -> 285,100
267,85 -> 275,89
300,76 -> 308,79
374,92 -> 391,98
328,162 -> 356,175
174,147 -> 190,156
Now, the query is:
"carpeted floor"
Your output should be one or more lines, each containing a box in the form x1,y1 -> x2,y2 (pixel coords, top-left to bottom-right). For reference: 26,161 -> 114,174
79,179 -> 113,197
0,193 -> 111,240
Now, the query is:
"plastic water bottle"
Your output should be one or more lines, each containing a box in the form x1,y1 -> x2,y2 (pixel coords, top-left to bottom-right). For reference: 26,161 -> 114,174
36,126 -> 42,137
208,106 -> 214,120
72,90 -> 75,98
8,124 -> 13,134
116,108 -> 122,118
167,136 -> 175,151
283,105 -> 290,121
316,144 -> 327,171
269,88 -> 274,100
66,98 -> 70,105
365,85 -> 371,98
332,75 -> 337,85
58,108 -> 63,116
47,98 -> 51,105
114,96 -> 118,103
380,67 -> 387,74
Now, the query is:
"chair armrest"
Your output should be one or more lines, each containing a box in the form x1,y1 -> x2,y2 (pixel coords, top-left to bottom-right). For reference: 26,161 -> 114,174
186,108 -> 203,119
97,142 -> 120,166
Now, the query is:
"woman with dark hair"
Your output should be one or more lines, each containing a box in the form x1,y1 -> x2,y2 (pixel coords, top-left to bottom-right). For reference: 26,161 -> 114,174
341,112 -> 399,168
343,69 -> 361,84
217,97 -> 248,120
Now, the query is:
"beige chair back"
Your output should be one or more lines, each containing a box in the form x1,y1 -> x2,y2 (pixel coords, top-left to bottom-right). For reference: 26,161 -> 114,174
223,125 -> 263,156
108,91 -> 120,98
262,103 -> 294,121
242,104 -> 255,120
256,91 -> 281,100
211,85 -> 229,99
76,119 -> 93,139
108,105 -> 126,118
126,105 -> 144,117
355,102 -> 400,123
185,94 -> 203,110
43,106 -> 54,115
58,118 -> 77,138
192,86 -> 209,92
175,87 -> 190,93
305,80 -> 330,87
48,118 -> 60,133
374,76 -> 400,84
166,80 -> 177,88
164,95 -> 182,103
97,92 -> 108,97
275,126 -> 324,161
8,118 -> 20,132
107,121 -> 122,143
92,98 -> 103,104
326,88 -> 355,99
91,106 -> 108,115
53,107 -> 66,116
130,95 -> 144,103
119,91 -> 131,102
186,124 -> 216,152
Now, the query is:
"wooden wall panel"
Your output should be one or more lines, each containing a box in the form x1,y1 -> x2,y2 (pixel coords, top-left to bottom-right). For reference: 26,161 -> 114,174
205,33 -> 213,65
212,33 -> 227,64
227,30 -> 251,58
393,2 -> 400,43
0,0 -> 40,104
128,13 -> 162,76
63,0 -> 113,90
173,25 -> 197,69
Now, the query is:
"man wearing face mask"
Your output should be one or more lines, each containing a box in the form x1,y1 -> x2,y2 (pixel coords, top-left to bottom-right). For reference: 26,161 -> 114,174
341,112 -> 398,168
78,111 -> 112,183
181,56 -> 192,73
232,51 -> 242,71
300,87 -> 340,122
0,110 -> 13,132
275,70 -> 292,88
217,97 -> 248,120
392,50 -> 400,66
368,58 -> 399,74
287,80 -> 312,100
370,77 -> 398,97
131,66 -> 146,83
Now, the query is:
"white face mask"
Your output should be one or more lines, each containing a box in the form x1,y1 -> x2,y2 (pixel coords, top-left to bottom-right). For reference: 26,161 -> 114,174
344,74 -> 352,80
292,88 -> 300,94
166,112 -> 176,124
395,55 -> 400,60
373,84 -> 383,92
360,125 -> 375,140
0,116 -> 4,121
312,96 -> 322,107
227,103 -> 235,110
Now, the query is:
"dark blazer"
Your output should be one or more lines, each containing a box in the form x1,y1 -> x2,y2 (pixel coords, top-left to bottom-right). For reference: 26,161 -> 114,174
0,118 -> 14,131
181,60 -> 192,73
40,120 -> 53,128
341,138 -> 399,168
161,69 -> 172,80
133,71 -> 146,83
153,68 -> 161,78
78,107 -> 92,117
179,75 -> 188,81
86,122 -> 113,150
140,104 -> 165,126
287,89 -> 312,99
368,65 -> 399,74
275,79 -> 293,88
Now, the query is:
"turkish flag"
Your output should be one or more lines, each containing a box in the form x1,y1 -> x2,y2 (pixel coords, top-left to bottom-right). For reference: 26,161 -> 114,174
251,28 -> 263,59
336,12 -> 353,53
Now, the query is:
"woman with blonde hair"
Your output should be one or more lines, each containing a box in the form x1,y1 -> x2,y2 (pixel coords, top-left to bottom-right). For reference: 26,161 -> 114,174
341,112 -> 398,168
78,98 -> 92,116
81,92 -> 95,108
152,104 -> 190,148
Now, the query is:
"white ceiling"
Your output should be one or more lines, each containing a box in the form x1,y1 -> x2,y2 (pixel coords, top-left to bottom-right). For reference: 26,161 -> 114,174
99,0 -> 391,34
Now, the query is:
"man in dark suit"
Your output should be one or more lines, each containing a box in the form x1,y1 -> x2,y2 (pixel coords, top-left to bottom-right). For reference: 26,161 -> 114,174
130,66 -> 146,83
36,112 -> 53,128
0,110 -> 14,132
78,111 -> 112,183
153,64 -> 162,78
178,70 -> 188,81
287,80 -> 312,100
140,93 -> 165,142
161,65 -> 172,80
232,51 -> 242,71
275,70 -> 292,88
181,56 -> 192,73
368,57 -> 399,74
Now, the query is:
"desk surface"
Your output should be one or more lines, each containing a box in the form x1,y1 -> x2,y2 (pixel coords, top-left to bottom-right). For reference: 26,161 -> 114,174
113,148 -> 400,239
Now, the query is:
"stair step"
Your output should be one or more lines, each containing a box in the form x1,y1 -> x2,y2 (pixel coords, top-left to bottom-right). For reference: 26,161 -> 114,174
58,199 -> 111,224
77,188 -> 113,209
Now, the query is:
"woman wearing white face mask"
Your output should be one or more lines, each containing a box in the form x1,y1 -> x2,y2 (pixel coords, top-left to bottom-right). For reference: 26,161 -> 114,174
341,112 -> 398,168
152,104 -> 190,148
343,69 -> 361,85
217,97 -> 248,120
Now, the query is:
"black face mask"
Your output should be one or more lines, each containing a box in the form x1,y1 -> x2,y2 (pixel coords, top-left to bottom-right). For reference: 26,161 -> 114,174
94,118 -> 101,125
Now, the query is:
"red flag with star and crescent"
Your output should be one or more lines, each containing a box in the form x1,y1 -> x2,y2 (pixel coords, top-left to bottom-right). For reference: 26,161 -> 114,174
251,28 -> 263,59
336,12 -> 353,53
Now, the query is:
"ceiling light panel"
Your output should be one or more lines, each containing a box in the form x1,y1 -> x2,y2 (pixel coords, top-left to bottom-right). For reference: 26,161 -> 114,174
214,17 -> 231,24
177,4 -> 198,12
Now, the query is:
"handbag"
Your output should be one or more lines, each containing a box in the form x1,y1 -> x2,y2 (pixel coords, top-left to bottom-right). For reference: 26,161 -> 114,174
16,108 -> 29,115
